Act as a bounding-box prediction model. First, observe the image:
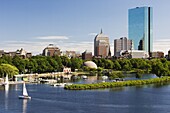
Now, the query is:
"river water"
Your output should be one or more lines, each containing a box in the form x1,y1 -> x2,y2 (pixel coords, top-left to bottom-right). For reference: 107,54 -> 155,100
1,82 -> 170,113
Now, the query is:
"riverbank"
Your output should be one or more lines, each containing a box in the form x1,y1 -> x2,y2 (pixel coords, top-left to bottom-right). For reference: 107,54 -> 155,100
64,76 -> 170,90
0,81 -> 24,86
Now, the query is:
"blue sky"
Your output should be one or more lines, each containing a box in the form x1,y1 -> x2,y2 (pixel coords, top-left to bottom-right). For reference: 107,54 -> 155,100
0,0 -> 170,55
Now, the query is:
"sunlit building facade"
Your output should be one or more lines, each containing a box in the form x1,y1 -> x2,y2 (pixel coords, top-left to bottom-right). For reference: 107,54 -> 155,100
42,44 -> 61,56
114,37 -> 132,57
82,50 -> 92,60
128,7 -> 153,55
94,30 -> 111,58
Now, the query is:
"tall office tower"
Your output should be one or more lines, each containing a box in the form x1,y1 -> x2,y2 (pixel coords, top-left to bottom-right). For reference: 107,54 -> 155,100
128,7 -> 153,55
114,37 -> 132,57
94,29 -> 111,58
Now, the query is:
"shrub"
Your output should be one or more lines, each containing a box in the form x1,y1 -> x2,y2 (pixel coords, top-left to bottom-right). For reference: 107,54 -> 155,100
64,76 -> 170,90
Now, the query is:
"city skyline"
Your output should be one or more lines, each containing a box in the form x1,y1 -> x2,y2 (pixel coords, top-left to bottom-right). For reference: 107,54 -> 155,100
0,0 -> 170,55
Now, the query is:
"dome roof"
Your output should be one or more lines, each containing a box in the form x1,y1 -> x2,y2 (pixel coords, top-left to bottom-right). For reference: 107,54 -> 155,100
84,61 -> 97,69
95,33 -> 108,38
95,29 -> 108,39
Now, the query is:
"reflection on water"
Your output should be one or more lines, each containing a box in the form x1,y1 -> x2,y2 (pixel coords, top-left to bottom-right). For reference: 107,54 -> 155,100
4,84 -> 9,110
5,84 -> 9,94
14,84 -> 19,91
110,87 -> 126,92
22,99 -> 28,113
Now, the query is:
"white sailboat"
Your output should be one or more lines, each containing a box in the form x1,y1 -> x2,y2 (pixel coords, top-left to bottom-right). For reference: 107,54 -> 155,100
18,83 -> 31,99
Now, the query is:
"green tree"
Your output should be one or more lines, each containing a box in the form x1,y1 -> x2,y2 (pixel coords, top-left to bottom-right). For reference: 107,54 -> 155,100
118,59 -> 132,71
0,64 -> 19,78
53,55 -> 63,71
112,60 -> 121,70
61,56 -> 71,67
97,58 -> 105,68
29,59 -> 38,73
0,58 -> 8,64
136,69 -> 144,79
1,55 -> 12,64
151,59 -> 169,77
104,59 -> 113,69
46,56 -> 59,72
71,58 -> 83,71
12,56 -> 26,73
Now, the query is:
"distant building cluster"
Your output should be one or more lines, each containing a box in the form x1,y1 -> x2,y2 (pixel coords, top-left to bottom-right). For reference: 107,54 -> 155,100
0,48 -> 32,58
42,44 -> 81,58
62,51 -> 80,58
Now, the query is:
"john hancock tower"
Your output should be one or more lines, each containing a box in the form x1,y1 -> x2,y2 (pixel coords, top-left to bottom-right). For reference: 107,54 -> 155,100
128,6 -> 153,56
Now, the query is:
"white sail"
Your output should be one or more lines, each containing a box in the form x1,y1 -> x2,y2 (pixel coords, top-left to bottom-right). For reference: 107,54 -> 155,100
18,82 -> 31,99
23,83 -> 28,96
5,74 -> 9,84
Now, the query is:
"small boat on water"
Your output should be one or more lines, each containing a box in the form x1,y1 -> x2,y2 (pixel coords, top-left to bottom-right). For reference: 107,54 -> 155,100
18,83 -> 31,99
52,83 -> 66,87
51,83 -> 73,87
82,75 -> 87,79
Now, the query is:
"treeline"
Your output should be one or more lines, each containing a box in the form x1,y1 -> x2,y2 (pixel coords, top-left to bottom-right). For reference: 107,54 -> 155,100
0,55 -> 82,74
0,55 -> 170,77
92,58 -> 170,77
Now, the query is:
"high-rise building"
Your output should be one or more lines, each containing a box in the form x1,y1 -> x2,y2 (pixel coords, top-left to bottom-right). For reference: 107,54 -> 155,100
114,37 -> 132,57
128,7 -> 153,56
94,29 -> 111,58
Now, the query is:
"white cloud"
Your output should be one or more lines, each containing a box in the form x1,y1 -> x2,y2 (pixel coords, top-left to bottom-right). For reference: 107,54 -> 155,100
59,41 -> 93,53
0,40 -> 93,55
153,39 -> 170,55
155,39 -> 170,42
36,36 -> 69,40
88,33 -> 97,36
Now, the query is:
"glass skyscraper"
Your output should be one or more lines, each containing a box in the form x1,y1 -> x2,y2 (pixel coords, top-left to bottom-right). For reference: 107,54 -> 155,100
128,7 -> 153,54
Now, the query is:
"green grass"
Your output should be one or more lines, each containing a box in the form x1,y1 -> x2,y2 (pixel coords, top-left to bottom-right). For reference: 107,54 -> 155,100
64,76 -> 170,90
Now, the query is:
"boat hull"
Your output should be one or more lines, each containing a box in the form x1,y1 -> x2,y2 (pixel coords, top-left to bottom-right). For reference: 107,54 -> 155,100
18,95 -> 31,99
